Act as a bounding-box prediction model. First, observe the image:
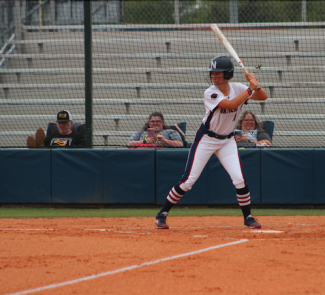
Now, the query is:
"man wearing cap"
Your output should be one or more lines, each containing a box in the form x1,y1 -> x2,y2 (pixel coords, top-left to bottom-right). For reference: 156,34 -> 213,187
27,110 -> 85,148
43,110 -> 85,148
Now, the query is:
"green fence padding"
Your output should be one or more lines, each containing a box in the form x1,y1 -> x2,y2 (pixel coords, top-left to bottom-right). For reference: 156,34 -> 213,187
1,149 -> 323,205
208,149 -> 261,205
156,149 -> 209,205
0,149 -> 51,203
52,149 -> 104,203
314,149 -> 325,204
103,149 -> 155,204
261,149 -> 314,204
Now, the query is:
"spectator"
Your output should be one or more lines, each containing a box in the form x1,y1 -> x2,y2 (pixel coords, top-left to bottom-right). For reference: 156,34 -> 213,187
27,110 -> 85,148
127,112 -> 183,148
234,111 -> 272,148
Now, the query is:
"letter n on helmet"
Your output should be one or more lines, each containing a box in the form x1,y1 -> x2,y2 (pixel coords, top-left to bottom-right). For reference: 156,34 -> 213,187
208,56 -> 234,80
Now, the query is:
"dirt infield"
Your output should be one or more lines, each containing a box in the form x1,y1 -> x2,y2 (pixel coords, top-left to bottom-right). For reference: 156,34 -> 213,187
1,216 -> 325,295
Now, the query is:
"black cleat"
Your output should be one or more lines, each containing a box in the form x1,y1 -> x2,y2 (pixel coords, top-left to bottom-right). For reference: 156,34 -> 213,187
244,215 -> 261,229
155,212 -> 169,229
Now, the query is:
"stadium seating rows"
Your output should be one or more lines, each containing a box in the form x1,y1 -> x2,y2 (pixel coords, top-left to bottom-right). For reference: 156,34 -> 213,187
1,27 -> 325,148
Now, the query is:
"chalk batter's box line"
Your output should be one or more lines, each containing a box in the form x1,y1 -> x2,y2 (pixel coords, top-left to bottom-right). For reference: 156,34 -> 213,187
0,226 -> 278,235
0,226 -> 214,230
1,226 -> 322,238
3,227 -> 321,239
0,227 -> 242,236
0,222 -> 321,232
0,222 -> 321,231
5,239 -> 248,295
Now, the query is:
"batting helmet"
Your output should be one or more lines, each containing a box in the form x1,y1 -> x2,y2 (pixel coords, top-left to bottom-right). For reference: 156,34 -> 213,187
208,56 -> 234,80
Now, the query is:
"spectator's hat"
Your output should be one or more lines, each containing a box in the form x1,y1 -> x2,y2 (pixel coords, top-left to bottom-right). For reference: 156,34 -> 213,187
57,110 -> 72,122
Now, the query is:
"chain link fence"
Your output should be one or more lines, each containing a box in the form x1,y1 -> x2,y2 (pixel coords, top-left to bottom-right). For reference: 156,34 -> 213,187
124,1 -> 324,24
1,0 -> 325,148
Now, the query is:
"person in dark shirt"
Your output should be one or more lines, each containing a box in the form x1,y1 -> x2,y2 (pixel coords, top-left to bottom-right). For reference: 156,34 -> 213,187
43,110 -> 85,148
27,110 -> 85,148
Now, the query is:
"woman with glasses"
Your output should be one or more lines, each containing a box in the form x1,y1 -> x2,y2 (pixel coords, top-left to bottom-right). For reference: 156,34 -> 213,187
234,111 -> 272,147
127,112 -> 183,148
155,56 -> 268,230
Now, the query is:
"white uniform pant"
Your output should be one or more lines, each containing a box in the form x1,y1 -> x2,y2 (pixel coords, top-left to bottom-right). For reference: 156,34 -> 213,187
179,134 -> 246,192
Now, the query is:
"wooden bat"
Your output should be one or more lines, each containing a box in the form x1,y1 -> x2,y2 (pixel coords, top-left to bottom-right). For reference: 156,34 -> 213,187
210,23 -> 260,90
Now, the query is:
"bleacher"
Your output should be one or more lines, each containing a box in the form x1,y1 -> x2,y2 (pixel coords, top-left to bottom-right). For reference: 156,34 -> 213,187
1,24 -> 325,148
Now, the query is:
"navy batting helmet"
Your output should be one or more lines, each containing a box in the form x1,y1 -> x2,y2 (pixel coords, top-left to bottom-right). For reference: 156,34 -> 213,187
208,56 -> 234,80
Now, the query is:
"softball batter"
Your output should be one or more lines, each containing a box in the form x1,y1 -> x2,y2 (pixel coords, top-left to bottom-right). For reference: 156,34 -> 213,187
155,56 -> 268,229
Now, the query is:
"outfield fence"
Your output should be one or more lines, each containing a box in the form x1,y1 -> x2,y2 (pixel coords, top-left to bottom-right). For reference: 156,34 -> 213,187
1,0 -> 325,148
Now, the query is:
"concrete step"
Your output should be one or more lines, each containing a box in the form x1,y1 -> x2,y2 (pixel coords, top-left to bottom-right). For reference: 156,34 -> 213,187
5,55 -> 325,70
12,31 -> 325,54
1,67 -> 323,84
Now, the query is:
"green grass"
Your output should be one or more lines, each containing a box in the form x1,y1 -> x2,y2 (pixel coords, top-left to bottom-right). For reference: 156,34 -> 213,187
0,207 -> 324,219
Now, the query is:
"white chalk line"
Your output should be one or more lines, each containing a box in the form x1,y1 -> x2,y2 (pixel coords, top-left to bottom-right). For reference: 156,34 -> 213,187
0,228 -> 150,236
251,238 -> 325,241
244,230 -> 284,233
273,223 -> 323,227
5,239 -> 248,295
0,225 -> 242,231
0,222 -> 322,234
194,236 -> 325,241
0,228 -> 55,231
1,224 -> 322,236
0,226 -> 245,236
0,225 -> 288,232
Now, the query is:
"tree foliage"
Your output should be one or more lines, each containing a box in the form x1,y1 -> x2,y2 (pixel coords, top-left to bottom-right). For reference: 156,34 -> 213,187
123,0 -> 325,24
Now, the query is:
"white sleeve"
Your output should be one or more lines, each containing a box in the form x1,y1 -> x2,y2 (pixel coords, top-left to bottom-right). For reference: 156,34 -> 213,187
204,88 -> 225,111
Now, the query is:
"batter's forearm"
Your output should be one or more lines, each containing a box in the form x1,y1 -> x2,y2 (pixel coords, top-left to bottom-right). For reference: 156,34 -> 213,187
251,87 -> 267,101
218,89 -> 251,110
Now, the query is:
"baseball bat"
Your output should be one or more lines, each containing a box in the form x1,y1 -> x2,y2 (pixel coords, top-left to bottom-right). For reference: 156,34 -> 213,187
210,23 -> 260,90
